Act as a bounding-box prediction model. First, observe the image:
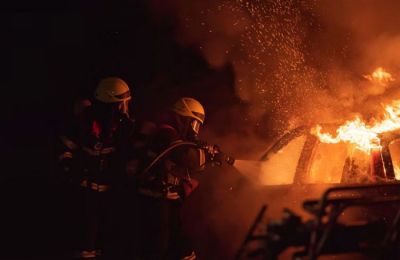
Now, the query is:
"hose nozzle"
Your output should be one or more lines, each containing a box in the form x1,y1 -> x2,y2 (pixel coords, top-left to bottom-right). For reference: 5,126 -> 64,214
197,140 -> 235,166
225,155 -> 235,165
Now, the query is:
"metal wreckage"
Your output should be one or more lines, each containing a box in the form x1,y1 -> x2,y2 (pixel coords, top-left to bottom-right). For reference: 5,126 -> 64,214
235,125 -> 400,260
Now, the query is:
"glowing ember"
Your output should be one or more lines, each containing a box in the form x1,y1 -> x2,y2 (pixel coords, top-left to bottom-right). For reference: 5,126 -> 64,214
364,67 -> 395,86
312,100 -> 400,153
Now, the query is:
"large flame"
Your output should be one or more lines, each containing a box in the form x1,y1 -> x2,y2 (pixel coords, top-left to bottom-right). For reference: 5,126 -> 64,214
312,100 -> 400,153
364,67 -> 395,86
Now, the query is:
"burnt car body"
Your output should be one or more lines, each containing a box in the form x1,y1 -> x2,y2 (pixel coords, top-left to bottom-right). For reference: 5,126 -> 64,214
259,125 -> 398,185
235,125 -> 400,260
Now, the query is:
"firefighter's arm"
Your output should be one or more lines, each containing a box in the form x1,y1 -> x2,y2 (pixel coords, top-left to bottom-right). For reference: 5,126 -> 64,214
57,135 -> 80,182
180,146 -> 207,172
56,116 -> 81,183
124,121 -> 158,178
172,142 -> 235,171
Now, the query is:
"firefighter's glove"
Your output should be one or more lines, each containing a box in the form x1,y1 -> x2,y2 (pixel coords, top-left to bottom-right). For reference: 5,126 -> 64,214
212,151 -> 225,167
198,141 -> 235,166
205,144 -> 224,166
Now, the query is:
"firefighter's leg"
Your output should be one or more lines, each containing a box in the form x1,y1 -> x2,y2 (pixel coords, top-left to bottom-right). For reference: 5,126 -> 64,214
97,190 -> 119,259
138,195 -> 171,259
168,200 -> 196,260
77,190 -> 99,259
66,183 -> 85,255
119,190 -> 143,258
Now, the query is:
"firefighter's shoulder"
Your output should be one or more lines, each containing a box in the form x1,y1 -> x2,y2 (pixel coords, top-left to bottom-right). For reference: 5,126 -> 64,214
157,124 -> 180,142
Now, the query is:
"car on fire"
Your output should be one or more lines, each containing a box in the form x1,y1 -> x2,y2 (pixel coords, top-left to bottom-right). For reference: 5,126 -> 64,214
233,125 -> 400,259
258,124 -> 400,185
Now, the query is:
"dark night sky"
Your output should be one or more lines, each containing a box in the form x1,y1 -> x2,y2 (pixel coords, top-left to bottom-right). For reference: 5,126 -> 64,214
4,1 -> 213,116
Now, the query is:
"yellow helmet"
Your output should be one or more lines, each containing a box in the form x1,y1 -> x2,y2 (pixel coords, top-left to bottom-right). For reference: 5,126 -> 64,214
172,97 -> 205,124
94,77 -> 131,103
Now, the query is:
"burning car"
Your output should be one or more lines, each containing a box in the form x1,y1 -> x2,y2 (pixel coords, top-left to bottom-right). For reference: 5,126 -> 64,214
234,100 -> 400,259
257,124 -> 400,186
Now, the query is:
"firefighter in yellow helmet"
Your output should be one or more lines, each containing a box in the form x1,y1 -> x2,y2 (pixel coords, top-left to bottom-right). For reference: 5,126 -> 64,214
94,77 -> 132,117
171,97 -> 205,140
56,77 -> 136,259
127,97 -> 233,260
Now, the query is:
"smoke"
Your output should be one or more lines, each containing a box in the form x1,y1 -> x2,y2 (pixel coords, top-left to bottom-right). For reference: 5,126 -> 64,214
148,0 -> 400,135
313,0 -> 400,118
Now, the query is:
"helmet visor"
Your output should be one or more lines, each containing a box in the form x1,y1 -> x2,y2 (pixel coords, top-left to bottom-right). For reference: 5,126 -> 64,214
115,90 -> 131,100
191,119 -> 202,134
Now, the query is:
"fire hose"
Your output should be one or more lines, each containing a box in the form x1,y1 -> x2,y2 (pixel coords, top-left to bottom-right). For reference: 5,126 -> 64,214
138,141 -> 235,178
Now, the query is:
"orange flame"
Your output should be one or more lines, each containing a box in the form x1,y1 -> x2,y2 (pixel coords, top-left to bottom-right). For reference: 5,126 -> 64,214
364,67 -> 394,85
312,100 -> 400,153
394,165 -> 400,180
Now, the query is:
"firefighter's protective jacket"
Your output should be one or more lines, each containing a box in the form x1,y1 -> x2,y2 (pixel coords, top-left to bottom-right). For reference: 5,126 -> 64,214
56,106 -> 136,190
136,124 -> 207,200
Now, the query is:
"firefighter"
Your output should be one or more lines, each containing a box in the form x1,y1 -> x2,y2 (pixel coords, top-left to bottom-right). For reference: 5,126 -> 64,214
129,97 -> 231,260
56,77 -> 135,259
